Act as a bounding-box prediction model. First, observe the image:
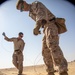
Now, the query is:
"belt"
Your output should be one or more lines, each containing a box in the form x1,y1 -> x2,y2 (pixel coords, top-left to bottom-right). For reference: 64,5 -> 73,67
15,49 -> 19,51
49,17 -> 56,21
14,49 -> 20,54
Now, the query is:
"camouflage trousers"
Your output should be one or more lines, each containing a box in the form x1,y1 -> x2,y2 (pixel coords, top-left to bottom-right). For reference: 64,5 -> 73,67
42,22 -> 68,74
12,51 -> 23,74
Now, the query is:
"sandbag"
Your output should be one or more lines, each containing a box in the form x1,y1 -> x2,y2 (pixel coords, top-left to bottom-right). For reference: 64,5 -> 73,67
55,18 -> 67,34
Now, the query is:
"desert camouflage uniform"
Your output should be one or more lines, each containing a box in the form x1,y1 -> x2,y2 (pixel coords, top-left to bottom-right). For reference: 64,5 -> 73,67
4,37 -> 25,74
29,1 -> 68,74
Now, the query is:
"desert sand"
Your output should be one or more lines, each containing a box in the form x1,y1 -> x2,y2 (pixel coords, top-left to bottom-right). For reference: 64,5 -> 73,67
0,61 -> 75,75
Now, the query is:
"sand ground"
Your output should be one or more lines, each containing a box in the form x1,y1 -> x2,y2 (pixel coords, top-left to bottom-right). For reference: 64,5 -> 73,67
0,61 -> 75,75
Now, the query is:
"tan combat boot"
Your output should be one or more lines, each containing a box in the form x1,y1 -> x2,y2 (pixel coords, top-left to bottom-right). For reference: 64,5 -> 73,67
18,74 -> 22,75
48,72 -> 55,75
59,71 -> 68,75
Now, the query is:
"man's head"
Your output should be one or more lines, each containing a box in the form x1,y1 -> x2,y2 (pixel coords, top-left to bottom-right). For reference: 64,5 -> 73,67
16,0 -> 30,11
18,32 -> 24,39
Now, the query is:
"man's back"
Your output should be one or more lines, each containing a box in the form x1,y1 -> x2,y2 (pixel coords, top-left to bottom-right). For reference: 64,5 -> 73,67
29,1 -> 55,22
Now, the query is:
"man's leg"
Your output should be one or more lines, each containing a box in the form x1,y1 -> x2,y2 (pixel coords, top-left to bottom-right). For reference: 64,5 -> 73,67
52,45 -> 68,75
59,71 -> 68,75
42,36 -> 55,75
12,53 -> 18,69
45,25 -> 68,75
18,53 -> 23,75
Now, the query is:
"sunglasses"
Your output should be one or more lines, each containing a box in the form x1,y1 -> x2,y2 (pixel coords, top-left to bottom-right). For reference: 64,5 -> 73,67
20,2 -> 24,12
20,35 -> 23,37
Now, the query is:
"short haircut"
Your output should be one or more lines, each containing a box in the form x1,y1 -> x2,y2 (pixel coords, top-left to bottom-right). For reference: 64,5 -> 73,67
18,32 -> 23,35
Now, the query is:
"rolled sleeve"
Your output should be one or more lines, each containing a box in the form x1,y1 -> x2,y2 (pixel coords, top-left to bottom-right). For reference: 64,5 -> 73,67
4,36 -> 14,42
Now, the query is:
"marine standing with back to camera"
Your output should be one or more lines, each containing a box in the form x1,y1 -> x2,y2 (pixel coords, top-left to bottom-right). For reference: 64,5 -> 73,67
16,0 -> 68,75
2,32 -> 25,75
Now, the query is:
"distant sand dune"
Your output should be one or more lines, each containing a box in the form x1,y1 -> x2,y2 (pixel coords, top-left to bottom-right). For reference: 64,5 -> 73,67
0,61 -> 75,75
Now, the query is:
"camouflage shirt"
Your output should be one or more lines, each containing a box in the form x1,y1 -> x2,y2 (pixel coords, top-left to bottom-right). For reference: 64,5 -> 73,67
4,36 -> 25,52
29,1 -> 55,24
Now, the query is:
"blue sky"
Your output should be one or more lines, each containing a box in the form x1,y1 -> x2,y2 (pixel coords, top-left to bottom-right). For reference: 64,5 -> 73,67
0,0 -> 75,69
